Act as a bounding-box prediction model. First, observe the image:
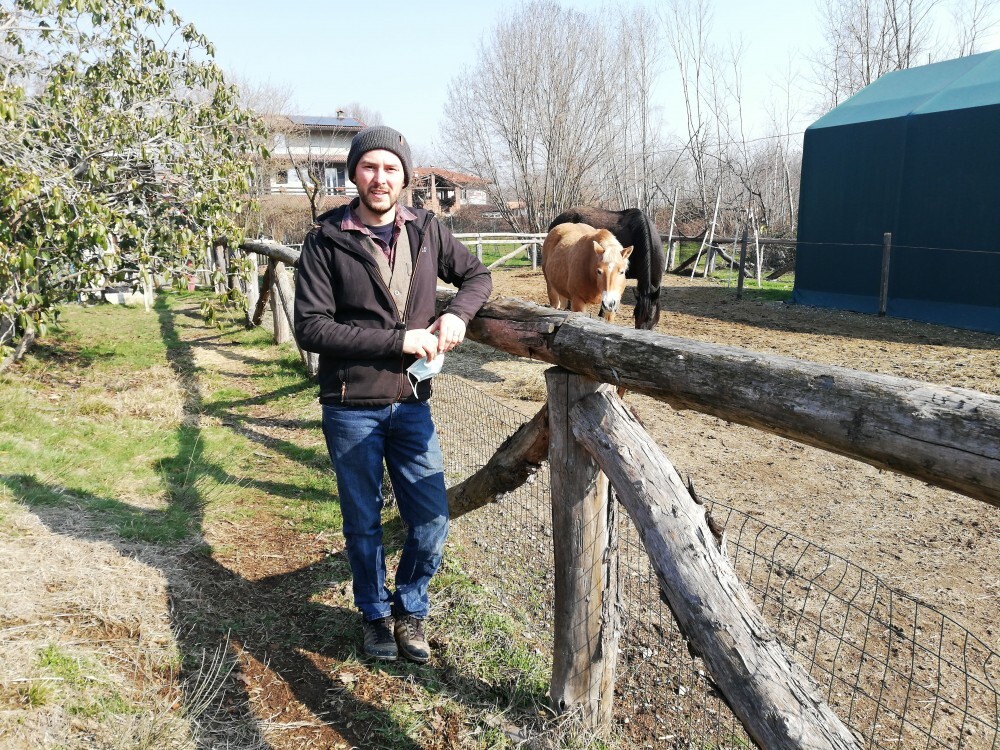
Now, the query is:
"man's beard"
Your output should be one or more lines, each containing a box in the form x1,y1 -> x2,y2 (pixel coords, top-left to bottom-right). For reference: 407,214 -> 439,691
359,187 -> 397,217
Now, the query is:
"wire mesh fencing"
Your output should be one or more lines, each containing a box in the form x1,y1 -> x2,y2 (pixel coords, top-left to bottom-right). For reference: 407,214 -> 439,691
432,374 -> 999,750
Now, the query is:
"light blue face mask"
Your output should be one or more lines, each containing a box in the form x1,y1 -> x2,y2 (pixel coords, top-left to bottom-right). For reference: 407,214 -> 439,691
406,352 -> 444,392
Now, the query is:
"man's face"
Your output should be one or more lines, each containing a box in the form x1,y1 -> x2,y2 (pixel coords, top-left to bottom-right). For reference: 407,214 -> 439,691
354,149 -> 405,221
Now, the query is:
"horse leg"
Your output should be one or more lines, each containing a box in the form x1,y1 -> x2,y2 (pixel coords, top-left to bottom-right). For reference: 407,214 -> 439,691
546,281 -> 565,311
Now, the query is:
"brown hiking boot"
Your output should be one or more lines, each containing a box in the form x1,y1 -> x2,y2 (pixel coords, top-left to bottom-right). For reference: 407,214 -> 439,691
362,616 -> 397,661
394,614 -> 431,663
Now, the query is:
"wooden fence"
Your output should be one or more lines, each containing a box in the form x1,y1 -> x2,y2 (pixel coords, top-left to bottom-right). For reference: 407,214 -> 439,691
453,232 -> 548,269
237,238 -> 999,747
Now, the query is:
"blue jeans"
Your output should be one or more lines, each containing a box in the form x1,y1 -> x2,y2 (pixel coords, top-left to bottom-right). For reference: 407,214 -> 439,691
321,401 -> 449,622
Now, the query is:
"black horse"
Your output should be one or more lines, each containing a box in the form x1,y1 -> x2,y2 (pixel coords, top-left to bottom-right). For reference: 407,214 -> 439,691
548,207 -> 665,330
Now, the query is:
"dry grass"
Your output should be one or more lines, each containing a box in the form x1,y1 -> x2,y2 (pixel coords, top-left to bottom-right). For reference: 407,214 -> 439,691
0,499 -> 192,748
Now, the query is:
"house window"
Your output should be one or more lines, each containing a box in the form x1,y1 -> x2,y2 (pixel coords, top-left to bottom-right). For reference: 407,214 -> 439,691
325,166 -> 346,194
276,169 -> 288,184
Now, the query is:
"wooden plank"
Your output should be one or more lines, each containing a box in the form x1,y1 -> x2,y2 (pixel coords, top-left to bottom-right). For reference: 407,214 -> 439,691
570,390 -> 860,750
547,369 -> 619,734
435,292 -> 1000,506
272,261 -> 312,372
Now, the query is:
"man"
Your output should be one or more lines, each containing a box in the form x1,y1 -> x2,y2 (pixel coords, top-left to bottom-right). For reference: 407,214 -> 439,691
294,125 -> 492,663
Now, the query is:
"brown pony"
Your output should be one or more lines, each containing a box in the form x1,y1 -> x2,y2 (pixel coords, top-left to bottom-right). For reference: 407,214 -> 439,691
542,223 -> 633,323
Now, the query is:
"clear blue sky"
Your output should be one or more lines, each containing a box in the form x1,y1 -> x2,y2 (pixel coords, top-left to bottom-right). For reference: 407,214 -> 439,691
162,0 -> 993,156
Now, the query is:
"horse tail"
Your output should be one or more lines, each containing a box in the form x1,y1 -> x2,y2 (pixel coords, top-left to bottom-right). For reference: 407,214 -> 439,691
632,212 -> 664,330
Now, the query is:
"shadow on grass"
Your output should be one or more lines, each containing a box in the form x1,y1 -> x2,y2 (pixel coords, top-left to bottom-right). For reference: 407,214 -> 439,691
8,294 -> 531,747
3,294 -> 431,749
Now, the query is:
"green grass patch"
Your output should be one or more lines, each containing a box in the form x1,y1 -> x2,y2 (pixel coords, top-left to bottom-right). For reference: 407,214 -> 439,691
37,644 -> 84,684
429,556 -> 550,706
459,240 -> 539,269
674,241 -> 796,302
707,270 -> 795,302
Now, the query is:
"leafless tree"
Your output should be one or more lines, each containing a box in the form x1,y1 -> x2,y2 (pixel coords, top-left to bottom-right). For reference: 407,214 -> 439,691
952,0 -> 999,56
599,4 -> 664,215
443,1 -> 616,231
660,0 -> 718,223
340,101 -> 383,127
812,0 -> 942,109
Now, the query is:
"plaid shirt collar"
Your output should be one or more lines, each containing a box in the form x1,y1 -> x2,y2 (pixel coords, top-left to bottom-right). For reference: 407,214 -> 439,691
340,197 -> 417,238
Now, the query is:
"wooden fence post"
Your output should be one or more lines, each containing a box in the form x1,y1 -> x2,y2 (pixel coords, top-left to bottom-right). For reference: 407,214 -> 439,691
879,232 -> 892,316
245,252 -> 260,327
268,260 -> 291,345
476,234 -> 483,262
736,225 -> 750,299
570,390 -> 861,749
546,367 -> 620,735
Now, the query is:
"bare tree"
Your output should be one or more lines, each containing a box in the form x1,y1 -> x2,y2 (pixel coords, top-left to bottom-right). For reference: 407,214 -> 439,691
443,1 -> 616,231
661,0 -> 718,224
600,4 -> 664,215
812,0 -> 942,109
952,0 -> 999,56
340,101 -> 383,127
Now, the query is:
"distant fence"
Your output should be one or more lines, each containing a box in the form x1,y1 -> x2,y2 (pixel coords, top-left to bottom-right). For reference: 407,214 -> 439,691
454,232 -> 547,270
434,374 -> 1000,750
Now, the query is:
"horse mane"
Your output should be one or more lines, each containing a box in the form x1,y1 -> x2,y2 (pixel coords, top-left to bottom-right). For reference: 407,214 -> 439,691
549,207 -> 664,329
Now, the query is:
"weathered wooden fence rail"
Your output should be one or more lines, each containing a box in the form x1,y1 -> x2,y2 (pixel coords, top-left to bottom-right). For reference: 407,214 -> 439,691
441,294 -> 1000,508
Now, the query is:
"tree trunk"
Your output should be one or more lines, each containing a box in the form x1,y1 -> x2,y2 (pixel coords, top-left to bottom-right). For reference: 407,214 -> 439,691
570,390 -> 860,750
0,329 -> 36,373
251,264 -> 273,328
245,253 -> 260,327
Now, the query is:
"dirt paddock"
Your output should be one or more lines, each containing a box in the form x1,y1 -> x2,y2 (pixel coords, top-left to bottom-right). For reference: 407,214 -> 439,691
451,268 -> 999,649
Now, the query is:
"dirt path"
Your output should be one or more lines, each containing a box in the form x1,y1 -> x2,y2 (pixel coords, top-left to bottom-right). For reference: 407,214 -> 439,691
460,269 -> 1000,649
168,305 -> 466,750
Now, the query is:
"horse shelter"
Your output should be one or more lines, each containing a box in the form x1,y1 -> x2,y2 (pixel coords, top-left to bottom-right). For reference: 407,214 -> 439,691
793,50 -> 1000,334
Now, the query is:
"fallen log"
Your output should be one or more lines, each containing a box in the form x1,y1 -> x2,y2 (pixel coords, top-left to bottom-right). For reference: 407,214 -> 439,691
570,390 -> 861,750
446,403 -> 549,518
437,292 -> 1000,506
767,259 -> 796,280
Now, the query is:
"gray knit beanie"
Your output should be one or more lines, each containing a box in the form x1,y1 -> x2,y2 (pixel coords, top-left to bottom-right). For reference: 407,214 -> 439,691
346,125 -> 413,186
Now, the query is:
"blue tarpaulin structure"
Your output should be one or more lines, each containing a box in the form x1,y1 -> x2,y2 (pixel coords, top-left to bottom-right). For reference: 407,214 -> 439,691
793,51 -> 1000,334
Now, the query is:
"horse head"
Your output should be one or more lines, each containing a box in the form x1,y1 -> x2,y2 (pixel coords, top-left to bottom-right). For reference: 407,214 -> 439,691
591,230 -> 633,315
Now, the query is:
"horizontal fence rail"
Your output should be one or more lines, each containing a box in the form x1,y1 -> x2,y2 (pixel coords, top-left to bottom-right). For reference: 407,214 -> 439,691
436,293 -> 1000,507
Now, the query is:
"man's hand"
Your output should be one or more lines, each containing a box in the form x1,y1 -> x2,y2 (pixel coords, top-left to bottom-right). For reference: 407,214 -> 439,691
429,313 -> 466,354
402,328 -> 440,360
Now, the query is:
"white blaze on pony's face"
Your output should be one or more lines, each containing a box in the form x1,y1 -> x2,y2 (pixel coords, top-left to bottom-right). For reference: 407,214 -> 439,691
593,239 -> 633,313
